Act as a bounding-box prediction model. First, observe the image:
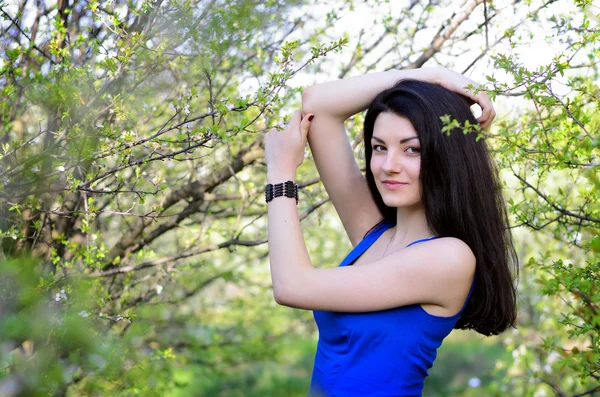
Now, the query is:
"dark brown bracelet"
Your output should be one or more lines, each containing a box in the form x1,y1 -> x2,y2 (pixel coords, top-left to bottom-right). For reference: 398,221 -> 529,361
265,181 -> 298,205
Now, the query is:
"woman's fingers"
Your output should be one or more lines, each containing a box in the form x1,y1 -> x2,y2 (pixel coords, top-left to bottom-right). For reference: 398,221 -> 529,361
476,91 -> 495,130
459,82 -> 494,131
300,113 -> 314,147
289,110 -> 302,131
442,70 -> 496,130
285,110 -> 313,147
264,110 -> 313,172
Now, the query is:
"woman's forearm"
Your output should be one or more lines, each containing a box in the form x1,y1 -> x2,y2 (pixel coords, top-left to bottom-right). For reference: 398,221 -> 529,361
267,184 -> 313,305
264,112 -> 316,306
302,67 -> 441,120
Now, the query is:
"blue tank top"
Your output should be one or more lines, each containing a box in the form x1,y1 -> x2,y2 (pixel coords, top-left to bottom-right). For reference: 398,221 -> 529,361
309,221 -> 475,397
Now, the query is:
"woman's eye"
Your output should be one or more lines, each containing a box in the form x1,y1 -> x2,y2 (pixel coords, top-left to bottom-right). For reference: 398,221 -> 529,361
373,145 -> 386,152
406,146 -> 421,154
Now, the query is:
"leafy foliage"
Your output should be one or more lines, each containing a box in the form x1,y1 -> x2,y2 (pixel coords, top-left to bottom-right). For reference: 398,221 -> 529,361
0,0 -> 598,396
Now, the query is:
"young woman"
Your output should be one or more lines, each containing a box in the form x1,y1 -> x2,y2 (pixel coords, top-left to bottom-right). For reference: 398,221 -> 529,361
264,67 -> 518,396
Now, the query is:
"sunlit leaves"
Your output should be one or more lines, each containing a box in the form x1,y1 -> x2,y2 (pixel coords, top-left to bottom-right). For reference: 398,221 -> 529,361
486,2 -> 600,395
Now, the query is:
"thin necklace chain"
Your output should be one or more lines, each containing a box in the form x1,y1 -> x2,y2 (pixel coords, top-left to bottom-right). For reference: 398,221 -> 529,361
381,227 -> 436,259
381,227 -> 396,259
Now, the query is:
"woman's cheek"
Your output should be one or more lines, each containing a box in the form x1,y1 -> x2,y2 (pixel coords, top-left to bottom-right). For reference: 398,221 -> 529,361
370,153 -> 383,170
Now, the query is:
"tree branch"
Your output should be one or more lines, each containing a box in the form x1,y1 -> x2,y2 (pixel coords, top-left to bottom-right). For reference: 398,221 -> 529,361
512,172 -> 600,224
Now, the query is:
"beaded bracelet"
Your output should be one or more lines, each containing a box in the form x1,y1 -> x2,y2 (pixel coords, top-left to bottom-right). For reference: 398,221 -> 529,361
265,181 -> 298,205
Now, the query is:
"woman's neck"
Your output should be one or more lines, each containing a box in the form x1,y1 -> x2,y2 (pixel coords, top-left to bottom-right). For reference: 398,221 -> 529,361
390,205 -> 435,247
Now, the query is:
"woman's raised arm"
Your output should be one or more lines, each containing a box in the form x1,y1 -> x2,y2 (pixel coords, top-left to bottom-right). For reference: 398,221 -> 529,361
301,67 -> 494,246
301,68 -> 442,246
302,68 -> 442,121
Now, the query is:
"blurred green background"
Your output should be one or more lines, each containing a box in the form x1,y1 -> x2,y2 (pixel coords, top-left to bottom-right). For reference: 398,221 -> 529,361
1,0 -> 598,396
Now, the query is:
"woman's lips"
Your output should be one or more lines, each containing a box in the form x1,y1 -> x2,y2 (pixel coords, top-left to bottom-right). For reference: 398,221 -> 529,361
383,182 -> 408,190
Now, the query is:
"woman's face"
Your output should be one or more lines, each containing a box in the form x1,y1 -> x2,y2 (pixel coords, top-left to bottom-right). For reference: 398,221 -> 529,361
370,112 -> 422,209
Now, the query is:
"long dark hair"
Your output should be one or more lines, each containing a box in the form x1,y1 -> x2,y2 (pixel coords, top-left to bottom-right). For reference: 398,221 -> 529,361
363,79 -> 518,336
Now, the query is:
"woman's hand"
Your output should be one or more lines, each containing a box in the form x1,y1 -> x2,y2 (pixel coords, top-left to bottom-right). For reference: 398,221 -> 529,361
264,110 -> 314,182
432,67 -> 496,130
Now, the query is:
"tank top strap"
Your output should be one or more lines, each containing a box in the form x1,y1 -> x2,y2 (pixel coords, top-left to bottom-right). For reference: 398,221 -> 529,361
339,221 -> 394,267
460,275 -> 477,312
405,236 -> 439,248
364,220 -> 393,240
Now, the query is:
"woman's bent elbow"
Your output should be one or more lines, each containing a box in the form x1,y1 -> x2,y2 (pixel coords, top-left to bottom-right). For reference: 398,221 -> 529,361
301,87 -> 316,114
273,289 -> 289,306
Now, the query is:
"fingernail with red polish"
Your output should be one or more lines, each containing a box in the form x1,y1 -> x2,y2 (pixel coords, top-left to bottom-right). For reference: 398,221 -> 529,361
308,115 -> 314,121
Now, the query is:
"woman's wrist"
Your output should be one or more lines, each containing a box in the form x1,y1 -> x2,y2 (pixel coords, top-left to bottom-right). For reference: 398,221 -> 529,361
267,168 -> 296,184
408,66 -> 443,85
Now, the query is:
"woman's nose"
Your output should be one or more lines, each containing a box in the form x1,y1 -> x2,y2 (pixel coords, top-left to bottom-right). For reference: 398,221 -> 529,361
382,153 -> 403,173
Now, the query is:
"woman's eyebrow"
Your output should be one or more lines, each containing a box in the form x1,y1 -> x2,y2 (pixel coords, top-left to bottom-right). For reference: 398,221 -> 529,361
372,136 -> 419,144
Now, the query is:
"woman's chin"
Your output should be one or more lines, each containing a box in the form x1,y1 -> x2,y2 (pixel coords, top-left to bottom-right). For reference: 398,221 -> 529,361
382,198 -> 422,209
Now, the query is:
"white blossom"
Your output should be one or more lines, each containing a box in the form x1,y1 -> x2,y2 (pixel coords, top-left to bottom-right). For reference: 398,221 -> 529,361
547,351 -> 561,363
78,310 -> 89,318
54,63 -> 68,73
468,378 -> 481,388
155,285 -> 163,295
57,165 -> 65,172
121,130 -> 136,140
55,289 -> 67,301
512,344 -> 526,359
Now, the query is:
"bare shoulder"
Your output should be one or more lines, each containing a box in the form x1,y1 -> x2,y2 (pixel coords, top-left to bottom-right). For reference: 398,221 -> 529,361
406,237 -> 476,278
431,237 -> 475,259
400,237 -> 476,313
